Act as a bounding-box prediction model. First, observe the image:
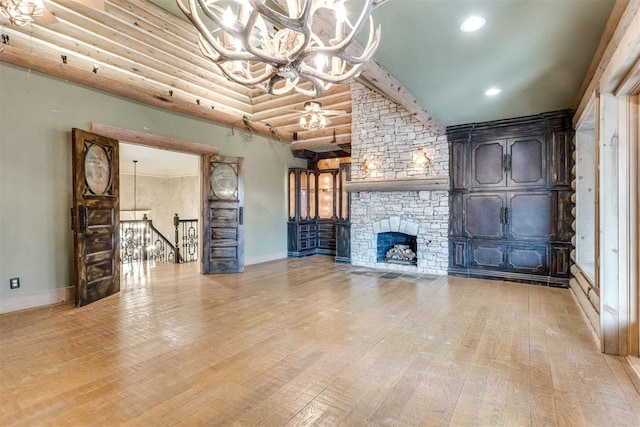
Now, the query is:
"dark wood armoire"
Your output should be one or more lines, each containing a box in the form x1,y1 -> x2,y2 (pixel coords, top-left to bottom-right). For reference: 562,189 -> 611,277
447,110 -> 574,287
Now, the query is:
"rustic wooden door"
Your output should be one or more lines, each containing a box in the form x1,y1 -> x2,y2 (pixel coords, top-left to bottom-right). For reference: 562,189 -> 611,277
202,155 -> 244,273
71,129 -> 120,307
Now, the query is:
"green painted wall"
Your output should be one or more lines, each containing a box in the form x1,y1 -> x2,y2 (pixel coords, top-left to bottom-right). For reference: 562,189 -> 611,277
0,62 -> 305,310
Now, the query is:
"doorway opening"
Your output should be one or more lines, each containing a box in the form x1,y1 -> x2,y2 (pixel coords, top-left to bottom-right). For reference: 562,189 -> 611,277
119,143 -> 200,284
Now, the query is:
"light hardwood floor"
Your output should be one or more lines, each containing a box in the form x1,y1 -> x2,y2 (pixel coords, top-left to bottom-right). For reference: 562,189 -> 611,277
1,257 -> 639,426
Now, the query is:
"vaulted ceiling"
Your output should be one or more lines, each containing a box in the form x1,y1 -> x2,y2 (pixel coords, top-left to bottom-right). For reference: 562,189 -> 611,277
0,0 -> 617,159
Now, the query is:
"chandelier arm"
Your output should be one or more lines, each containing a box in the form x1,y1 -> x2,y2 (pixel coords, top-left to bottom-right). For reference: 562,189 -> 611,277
194,0 -> 246,40
333,25 -> 381,64
182,0 -> 271,63
247,0 -> 312,33
266,75 -> 299,95
197,37 -> 223,62
220,64 -> 279,86
323,0 -> 378,52
178,0 -> 229,60
244,3 -> 315,64
293,85 -> 322,97
299,61 -> 365,84
299,74 -> 331,96
240,10 -> 295,66
192,0 -> 261,61
304,20 -> 381,65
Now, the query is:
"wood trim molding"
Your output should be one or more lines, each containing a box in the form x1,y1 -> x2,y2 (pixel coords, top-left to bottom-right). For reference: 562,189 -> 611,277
90,123 -> 220,155
357,61 -> 445,135
575,0 -> 640,121
346,177 -> 449,192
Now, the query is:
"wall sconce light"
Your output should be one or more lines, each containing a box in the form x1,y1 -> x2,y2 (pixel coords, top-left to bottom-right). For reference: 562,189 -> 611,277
363,159 -> 377,172
413,149 -> 431,168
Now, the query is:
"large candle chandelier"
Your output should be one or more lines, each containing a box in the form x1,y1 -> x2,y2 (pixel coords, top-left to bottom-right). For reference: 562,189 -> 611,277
176,0 -> 387,97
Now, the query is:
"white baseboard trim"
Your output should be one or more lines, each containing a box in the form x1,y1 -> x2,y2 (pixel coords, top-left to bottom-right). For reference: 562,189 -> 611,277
568,284 -> 601,351
0,286 -> 75,314
625,356 -> 640,393
245,251 -> 288,266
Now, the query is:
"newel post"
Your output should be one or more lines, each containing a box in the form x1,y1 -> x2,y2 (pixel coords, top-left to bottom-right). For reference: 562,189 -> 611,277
173,213 -> 181,264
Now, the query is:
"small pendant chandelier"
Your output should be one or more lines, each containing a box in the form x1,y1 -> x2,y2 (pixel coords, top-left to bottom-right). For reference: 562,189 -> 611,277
299,101 -> 328,131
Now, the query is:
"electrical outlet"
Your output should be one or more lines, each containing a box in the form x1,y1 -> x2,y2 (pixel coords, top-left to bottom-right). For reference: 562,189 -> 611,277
9,277 -> 19,289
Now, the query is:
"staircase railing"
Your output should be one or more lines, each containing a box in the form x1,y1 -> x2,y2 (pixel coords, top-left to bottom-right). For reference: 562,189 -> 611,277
174,214 -> 198,263
120,214 -> 178,263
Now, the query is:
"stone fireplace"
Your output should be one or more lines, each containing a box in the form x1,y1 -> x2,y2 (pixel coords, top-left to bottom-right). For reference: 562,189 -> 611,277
348,83 -> 449,275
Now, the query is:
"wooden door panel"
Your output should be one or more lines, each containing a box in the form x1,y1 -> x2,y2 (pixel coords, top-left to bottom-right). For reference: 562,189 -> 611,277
212,228 -> 237,240
463,193 -> 504,238
86,234 -> 113,253
72,129 -> 119,307
202,155 -> 244,274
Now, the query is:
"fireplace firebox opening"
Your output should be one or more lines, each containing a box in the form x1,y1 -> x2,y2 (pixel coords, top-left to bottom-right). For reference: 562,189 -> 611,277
376,232 -> 417,265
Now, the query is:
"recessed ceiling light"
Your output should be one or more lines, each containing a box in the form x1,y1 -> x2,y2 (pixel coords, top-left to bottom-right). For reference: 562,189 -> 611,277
485,87 -> 501,96
460,16 -> 486,32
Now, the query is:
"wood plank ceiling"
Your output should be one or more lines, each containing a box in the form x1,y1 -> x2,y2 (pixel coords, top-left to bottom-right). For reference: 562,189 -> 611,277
0,0 -> 442,158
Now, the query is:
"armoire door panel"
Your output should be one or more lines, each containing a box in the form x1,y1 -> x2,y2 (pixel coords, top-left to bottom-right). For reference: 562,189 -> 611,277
507,192 -> 553,240
449,192 -> 464,237
452,141 -> 468,190
550,131 -> 573,186
470,243 -> 507,269
464,193 -> 504,238
450,240 -> 467,268
555,190 -> 574,242
508,136 -> 546,187
550,245 -> 571,277
471,141 -> 506,188
507,246 -> 547,274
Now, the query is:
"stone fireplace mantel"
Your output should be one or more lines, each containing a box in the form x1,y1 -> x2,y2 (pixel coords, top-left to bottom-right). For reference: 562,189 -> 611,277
345,176 -> 449,193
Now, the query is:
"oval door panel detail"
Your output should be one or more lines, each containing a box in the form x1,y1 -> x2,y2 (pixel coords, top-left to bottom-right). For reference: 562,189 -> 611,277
85,144 -> 111,195
211,163 -> 238,200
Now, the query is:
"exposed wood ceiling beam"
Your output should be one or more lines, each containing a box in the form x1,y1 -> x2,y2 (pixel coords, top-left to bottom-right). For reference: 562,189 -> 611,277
291,149 -> 351,160
91,122 -> 220,154
290,132 -> 351,150
0,42 -> 291,141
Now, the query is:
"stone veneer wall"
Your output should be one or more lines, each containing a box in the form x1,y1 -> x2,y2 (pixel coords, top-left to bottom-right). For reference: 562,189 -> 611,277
350,83 -> 449,275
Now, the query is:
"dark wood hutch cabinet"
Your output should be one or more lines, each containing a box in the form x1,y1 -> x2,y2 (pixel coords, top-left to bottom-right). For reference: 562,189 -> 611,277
288,162 -> 350,261
447,110 -> 574,287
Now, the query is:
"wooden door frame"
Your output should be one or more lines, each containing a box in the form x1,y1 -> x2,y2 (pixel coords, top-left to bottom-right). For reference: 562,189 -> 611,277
90,123 -> 220,273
